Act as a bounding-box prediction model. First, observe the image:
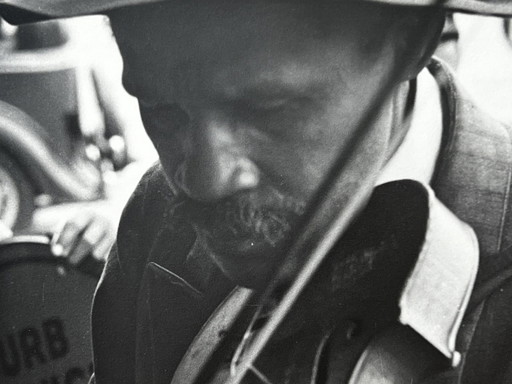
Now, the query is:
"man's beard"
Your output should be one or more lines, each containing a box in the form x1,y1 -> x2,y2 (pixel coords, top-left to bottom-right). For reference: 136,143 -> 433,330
173,186 -> 306,284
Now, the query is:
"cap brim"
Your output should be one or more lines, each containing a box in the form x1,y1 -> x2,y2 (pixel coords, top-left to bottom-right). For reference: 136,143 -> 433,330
377,0 -> 512,16
1,0 -> 512,25
0,0 -> 159,24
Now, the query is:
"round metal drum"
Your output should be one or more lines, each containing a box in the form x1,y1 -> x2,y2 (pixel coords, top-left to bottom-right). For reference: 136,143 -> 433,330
0,237 -> 101,384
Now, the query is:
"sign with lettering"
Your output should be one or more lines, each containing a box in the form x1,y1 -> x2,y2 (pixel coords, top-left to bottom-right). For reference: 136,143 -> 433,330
0,261 -> 98,384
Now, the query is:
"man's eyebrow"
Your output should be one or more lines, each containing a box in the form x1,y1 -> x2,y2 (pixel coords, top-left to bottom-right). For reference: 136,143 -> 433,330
220,81 -> 325,103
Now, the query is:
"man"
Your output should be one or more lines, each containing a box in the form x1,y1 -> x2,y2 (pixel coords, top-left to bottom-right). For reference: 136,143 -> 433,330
2,0 -> 512,383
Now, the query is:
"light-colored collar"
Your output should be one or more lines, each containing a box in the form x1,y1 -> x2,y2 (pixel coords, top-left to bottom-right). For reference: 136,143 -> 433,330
377,68 -> 478,365
377,68 -> 443,186
399,184 -> 478,365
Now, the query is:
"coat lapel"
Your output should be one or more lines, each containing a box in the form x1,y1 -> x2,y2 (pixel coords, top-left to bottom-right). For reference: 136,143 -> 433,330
135,222 -> 234,384
430,60 -> 512,257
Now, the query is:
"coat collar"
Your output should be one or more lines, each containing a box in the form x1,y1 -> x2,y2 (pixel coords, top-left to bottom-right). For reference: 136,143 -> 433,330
430,59 -> 512,256
396,59 -> 512,364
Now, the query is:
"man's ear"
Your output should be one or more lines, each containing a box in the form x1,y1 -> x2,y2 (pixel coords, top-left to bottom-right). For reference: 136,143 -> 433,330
399,10 -> 447,81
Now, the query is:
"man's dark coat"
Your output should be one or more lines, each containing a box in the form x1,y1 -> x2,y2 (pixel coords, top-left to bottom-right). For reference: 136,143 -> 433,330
90,61 -> 512,383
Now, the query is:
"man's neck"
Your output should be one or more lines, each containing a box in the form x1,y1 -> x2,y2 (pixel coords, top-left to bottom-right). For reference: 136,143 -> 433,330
377,68 -> 443,186
385,79 -> 415,163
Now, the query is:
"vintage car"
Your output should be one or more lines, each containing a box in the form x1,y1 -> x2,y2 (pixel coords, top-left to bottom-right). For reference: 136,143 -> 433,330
0,19 -> 128,231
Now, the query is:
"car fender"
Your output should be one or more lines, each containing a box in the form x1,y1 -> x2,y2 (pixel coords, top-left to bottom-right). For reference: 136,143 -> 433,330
0,100 -> 103,203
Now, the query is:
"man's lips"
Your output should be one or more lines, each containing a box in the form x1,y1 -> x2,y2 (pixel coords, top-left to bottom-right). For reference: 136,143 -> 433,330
204,230 -> 278,257
206,235 -> 284,288
201,228 -> 283,267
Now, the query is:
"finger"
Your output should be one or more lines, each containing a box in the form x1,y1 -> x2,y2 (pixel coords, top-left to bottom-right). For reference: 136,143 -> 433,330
0,221 -> 13,241
51,214 -> 94,257
68,221 -> 109,265
91,233 -> 115,262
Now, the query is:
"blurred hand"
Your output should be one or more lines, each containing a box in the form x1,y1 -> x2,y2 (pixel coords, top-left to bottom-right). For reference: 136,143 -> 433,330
50,210 -> 115,265
0,220 -> 13,241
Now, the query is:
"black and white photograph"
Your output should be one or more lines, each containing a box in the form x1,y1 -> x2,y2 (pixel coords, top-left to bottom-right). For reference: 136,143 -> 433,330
1,0 -> 512,383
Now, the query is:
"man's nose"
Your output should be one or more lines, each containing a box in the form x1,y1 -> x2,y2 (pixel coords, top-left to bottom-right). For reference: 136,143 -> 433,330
179,118 -> 260,202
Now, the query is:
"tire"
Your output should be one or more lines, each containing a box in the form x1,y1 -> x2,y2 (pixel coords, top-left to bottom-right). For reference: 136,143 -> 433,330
0,151 -> 36,231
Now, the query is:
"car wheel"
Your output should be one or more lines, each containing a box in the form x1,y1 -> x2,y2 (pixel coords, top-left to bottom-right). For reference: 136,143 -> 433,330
0,151 -> 35,231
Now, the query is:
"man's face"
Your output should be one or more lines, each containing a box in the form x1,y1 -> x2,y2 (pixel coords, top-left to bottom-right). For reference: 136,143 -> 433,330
110,1 -> 403,288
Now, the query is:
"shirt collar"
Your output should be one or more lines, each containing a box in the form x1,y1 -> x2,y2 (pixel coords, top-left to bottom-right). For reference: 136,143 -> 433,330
376,68 -> 478,365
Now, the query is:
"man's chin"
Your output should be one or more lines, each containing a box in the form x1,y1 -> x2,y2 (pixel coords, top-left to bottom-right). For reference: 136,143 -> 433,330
207,238 -> 283,290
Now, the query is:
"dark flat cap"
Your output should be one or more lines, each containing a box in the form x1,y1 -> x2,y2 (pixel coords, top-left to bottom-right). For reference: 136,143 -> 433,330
0,0 -> 512,24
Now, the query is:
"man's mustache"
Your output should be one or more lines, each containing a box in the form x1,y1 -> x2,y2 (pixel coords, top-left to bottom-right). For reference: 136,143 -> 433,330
173,188 -> 306,247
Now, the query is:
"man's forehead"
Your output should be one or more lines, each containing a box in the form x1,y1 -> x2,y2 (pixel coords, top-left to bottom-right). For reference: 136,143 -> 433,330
112,5 -> 296,83
109,1 -> 323,37
112,2 -> 370,103
110,1 -> 379,68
